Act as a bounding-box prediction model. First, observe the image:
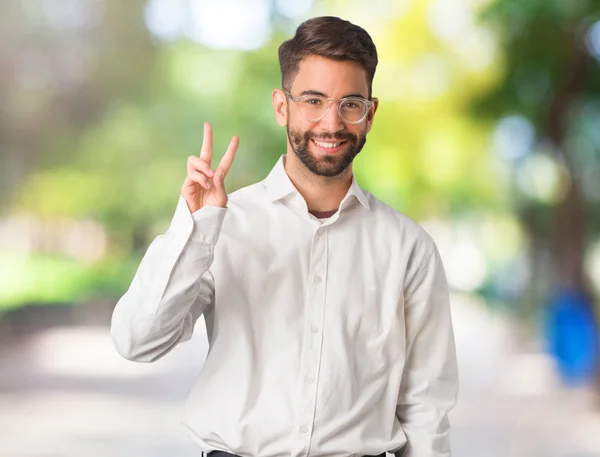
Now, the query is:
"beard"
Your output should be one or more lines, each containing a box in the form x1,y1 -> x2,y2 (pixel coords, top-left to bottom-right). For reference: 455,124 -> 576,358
286,126 -> 367,177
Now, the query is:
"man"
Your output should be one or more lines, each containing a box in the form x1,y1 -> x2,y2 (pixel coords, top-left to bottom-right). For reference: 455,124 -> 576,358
111,15 -> 458,457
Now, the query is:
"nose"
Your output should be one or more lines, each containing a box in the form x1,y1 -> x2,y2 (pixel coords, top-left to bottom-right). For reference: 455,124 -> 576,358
318,101 -> 344,132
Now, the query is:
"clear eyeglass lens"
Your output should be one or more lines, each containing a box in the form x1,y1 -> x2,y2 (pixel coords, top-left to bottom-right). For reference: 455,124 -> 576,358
298,96 -> 367,123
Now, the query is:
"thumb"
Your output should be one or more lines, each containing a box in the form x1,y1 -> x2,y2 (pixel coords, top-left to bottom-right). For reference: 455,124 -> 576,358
213,167 -> 227,198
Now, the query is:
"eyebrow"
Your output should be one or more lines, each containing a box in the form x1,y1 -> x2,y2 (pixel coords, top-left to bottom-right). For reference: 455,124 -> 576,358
299,89 -> 368,99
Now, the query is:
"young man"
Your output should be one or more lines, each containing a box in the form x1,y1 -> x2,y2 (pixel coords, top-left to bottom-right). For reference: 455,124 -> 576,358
111,16 -> 458,457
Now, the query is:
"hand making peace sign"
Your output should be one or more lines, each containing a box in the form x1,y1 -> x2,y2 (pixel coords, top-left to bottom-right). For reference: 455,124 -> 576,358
181,122 -> 239,213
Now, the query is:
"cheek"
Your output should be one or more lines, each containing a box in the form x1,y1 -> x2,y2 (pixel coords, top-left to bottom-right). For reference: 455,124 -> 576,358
348,124 -> 367,138
289,115 -> 315,136
285,109 -> 300,128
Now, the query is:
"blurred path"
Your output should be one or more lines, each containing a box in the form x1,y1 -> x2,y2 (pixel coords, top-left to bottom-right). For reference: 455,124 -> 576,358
1,296 -> 599,457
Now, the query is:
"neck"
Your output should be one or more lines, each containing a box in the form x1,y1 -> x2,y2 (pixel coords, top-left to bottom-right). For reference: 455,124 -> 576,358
283,153 -> 353,212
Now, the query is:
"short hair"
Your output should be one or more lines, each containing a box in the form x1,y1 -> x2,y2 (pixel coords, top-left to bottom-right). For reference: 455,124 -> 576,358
278,16 -> 378,97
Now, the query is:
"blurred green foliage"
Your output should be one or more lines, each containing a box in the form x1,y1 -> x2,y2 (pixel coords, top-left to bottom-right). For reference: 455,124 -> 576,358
474,0 -> 600,317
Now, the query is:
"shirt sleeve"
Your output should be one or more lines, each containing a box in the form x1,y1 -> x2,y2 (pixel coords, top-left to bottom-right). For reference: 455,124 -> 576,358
395,243 -> 459,457
110,196 -> 227,363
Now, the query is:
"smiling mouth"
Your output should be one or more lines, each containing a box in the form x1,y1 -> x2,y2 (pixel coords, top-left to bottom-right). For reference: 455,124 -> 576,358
311,139 -> 347,149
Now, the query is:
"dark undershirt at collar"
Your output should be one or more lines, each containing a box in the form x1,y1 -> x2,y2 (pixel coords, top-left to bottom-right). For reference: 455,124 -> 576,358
309,209 -> 338,219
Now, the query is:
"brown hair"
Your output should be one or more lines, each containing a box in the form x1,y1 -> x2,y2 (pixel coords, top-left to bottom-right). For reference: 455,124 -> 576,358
278,16 -> 378,97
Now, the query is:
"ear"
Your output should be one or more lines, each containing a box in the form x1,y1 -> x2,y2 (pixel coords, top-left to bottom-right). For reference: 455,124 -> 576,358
365,97 -> 379,133
272,89 -> 288,127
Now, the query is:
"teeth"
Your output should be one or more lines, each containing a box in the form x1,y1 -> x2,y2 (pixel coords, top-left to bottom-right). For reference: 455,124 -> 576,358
314,140 -> 341,148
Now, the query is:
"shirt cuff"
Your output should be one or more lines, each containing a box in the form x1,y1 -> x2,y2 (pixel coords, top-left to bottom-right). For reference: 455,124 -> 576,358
167,196 -> 227,245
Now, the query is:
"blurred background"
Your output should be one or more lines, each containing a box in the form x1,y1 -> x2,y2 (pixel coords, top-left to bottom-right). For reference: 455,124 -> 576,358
1,0 -> 600,456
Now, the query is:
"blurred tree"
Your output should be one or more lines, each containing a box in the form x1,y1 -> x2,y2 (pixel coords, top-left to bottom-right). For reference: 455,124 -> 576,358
0,0 -> 156,211
350,0 -> 505,219
473,0 -> 600,387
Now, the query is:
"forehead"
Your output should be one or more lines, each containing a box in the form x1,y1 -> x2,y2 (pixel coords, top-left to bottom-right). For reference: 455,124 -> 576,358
290,55 -> 368,98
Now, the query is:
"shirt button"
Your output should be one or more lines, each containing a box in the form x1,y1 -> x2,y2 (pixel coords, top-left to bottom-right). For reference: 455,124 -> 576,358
306,376 -> 315,384
300,425 -> 308,433
310,326 -> 319,334
314,275 -> 322,283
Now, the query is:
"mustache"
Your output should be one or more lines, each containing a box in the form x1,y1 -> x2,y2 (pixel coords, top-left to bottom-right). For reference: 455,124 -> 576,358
305,131 -> 357,142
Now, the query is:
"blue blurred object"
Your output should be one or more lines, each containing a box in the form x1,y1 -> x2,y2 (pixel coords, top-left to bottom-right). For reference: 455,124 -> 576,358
545,288 -> 600,385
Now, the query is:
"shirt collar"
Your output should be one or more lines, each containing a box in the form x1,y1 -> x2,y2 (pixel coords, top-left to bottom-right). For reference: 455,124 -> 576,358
263,155 -> 370,210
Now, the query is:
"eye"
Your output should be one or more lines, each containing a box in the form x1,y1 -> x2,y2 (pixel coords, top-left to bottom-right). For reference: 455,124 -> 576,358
342,100 -> 363,110
304,98 -> 324,106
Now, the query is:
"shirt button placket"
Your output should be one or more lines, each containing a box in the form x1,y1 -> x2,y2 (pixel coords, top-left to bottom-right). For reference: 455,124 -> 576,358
295,226 -> 328,457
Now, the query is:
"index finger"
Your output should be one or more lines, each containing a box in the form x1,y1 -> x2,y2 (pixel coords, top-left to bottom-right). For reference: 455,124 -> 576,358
217,136 -> 239,175
200,122 -> 213,165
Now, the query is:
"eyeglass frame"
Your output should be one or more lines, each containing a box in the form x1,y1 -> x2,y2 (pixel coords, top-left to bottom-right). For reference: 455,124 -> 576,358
282,89 -> 376,125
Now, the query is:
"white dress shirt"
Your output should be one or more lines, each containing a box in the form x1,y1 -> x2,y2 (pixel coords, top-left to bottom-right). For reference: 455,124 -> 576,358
111,154 -> 458,457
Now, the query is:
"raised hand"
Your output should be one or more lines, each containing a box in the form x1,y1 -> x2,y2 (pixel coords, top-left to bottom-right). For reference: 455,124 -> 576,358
181,122 -> 239,213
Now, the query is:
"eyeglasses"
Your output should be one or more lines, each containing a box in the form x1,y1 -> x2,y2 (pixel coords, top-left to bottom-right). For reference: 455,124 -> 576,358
283,90 -> 375,124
